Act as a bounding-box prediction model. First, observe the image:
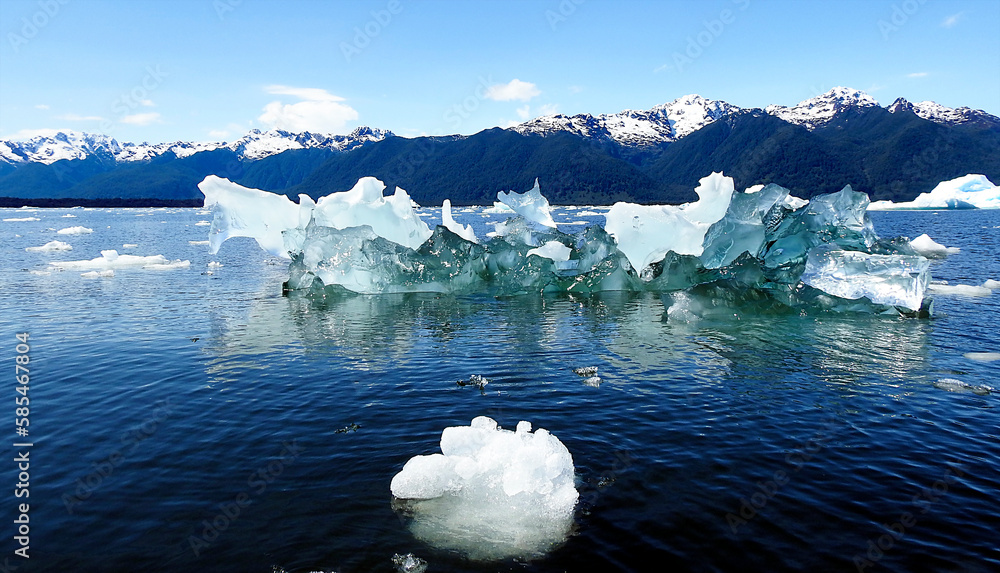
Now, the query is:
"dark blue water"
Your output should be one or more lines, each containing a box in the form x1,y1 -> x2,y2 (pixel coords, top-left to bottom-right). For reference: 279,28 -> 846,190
1,207 -> 998,572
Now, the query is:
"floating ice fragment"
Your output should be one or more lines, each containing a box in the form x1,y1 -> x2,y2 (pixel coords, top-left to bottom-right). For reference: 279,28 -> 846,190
57,226 -> 93,235
983,279 -> 1000,289
497,178 -> 556,229
390,416 -> 577,560
189,240 -> 210,246
195,220 -> 210,226
391,553 -> 428,573
928,283 -> 992,297
81,270 -> 114,278
144,260 -> 191,270
964,352 -> 1000,362
29,270 -> 51,276
50,250 -> 186,271
933,378 -> 992,395
442,199 -> 478,243
573,366 -> 598,377
3,217 -> 39,222
582,376 -> 602,387
62,214 -> 76,218
527,240 -> 572,262
25,240 -> 72,252
456,374 -> 489,389
123,243 -> 138,248
908,234 -> 960,258
207,261 -> 223,268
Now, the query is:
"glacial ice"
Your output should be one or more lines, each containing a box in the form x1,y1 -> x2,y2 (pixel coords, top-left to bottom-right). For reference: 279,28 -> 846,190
57,226 -> 93,235
868,174 -> 1000,210
201,173 -> 938,315
26,240 -> 73,252
964,352 -> 1000,362
927,283 -> 993,297
390,416 -> 577,560
909,234 -> 960,258
50,250 -> 189,271
3,217 -> 40,222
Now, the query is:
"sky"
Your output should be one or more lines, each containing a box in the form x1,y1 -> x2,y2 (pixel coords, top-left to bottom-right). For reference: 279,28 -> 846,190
1,0 -> 998,144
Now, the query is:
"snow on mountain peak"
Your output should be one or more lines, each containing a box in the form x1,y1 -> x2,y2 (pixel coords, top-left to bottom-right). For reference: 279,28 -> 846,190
887,97 -> 999,126
765,87 -> 880,130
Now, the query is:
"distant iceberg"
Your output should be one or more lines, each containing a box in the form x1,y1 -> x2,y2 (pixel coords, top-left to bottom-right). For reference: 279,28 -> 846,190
868,174 -> 999,210
200,173 -> 937,315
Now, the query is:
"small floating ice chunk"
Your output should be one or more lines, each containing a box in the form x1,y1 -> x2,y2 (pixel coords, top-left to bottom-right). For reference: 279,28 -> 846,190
909,234 -> 960,258
144,260 -> 191,270
25,240 -> 72,252
50,250 -> 185,271
207,261 -> 223,268
497,178 -> 557,229
195,220 -> 211,226
390,416 -> 577,560
29,270 -> 51,276
392,553 -> 428,573
527,240 -> 572,262
123,243 -> 138,248
983,279 -> 1000,289
964,352 -> 1000,362
442,199 -> 478,243
573,366 -> 598,377
933,378 -> 992,395
456,374 -> 489,389
81,270 -> 114,278
189,240 -> 210,246
3,217 -> 39,222
582,376 -> 602,387
62,214 -> 76,218
57,226 -> 93,235
927,283 -> 992,297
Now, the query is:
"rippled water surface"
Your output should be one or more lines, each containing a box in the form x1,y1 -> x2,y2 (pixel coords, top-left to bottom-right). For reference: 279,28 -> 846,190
1,207 -> 998,572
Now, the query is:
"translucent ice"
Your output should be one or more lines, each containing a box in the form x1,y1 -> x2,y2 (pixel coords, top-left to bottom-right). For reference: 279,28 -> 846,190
496,178 -> 557,229
800,245 -> 930,311
390,416 -> 577,560
442,199 -> 478,243
199,175 -> 301,257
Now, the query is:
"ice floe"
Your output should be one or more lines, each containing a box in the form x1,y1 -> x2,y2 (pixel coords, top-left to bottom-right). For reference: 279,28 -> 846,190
390,416 -> 577,560
964,352 -> 1000,362
909,234 -> 960,258
927,283 -> 993,297
3,217 -> 40,222
25,240 -> 73,252
49,250 -> 189,271
57,226 -> 93,235
933,378 -> 993,395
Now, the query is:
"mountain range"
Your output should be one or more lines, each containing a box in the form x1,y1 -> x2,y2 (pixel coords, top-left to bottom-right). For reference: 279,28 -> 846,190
1,88 -> 997,206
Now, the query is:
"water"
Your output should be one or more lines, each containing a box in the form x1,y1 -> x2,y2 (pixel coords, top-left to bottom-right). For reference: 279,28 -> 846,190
1,206 -> 998,572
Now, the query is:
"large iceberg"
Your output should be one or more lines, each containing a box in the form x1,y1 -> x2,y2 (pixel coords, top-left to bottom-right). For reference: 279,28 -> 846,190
868,174 -> 999,210
201,173 -> 937,315
390,416 -> 578,560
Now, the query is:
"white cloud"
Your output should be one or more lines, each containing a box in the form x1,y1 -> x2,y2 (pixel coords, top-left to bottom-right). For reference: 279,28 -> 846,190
34,104 -> 50,110
907,72 -> 929,78
121,112 -> 162,126
516,105 -> 531,120
942,12 -> 963,28
258,85 -> 358,133
484,79 -> 541,102
55,114 -> 106,121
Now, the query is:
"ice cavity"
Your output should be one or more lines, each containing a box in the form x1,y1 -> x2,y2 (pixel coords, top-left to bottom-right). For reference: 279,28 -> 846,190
605,171 -> 733,273
909,234 -> 960,258
199,175 -> 432,257
868,174 -> 999,210
390,416 -> 578,561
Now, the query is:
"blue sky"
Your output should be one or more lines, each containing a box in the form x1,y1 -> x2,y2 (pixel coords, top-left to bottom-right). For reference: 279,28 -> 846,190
1,0 -> 998,143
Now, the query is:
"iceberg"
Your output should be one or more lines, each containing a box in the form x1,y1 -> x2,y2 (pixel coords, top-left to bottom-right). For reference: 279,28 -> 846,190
57,226 -> 93,235
390,416 -> 577,560
909,234 -> 960,258
868,174 -> 999,210
201,173 -> 936,315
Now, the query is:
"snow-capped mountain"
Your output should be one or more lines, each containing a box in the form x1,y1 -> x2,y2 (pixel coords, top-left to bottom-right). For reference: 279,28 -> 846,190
886,97 -> 999,127
0,126 -> 393,165
513,94 -> 741,148
764,87 -> 880,130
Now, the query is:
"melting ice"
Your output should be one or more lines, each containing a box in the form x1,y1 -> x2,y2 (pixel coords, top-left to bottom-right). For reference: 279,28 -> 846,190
200,172 -> 937,315
390,416 -> 577,560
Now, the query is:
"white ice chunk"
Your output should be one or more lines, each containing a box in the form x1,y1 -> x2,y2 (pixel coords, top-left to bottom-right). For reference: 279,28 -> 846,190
207,261 -> 223,268
143,260 -> 191,270
50,250 -> 185,271
800,245 -> 930,311
442,199 -> 478,243
62,214 -> 76,218
122,243 -> 138,248
933,378 -> 993,394
527,240 -> 572,262
964,352 -> 1000,362
982,279 -> 1000,289
57,226 -> 93,235
26,240 -> 72,252
909,234 -> 960,258
195,220 -> 210,226
390,416 -> 577,560
310,177 -> 432,250
868,174 -> 999,210
199,175 -> 300,257
605,172 -> 735,273
928,283 -> 993,297
81,270 -> 114,278
3,217 -> 39,222
497,178 -> 557,228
